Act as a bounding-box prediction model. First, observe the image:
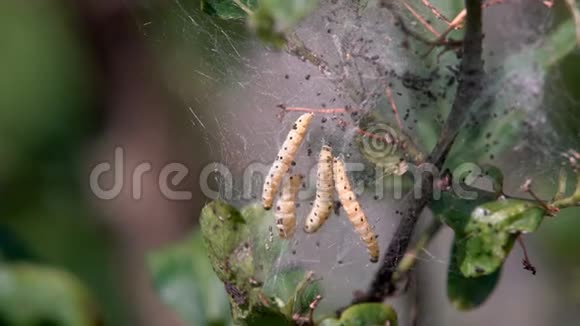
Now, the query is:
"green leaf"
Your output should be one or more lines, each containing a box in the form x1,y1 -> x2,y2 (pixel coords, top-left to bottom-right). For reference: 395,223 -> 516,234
147,232 -> 231,326
242,305 -> 291,325
199,201 -> 292,324
430,188 -> 497,232
432,194 -> 544,309
459,199 -> 545,277
318,318 -> 342,326
201,0 -> 257,19
337,303 -> 398,326
0,263 -> 100,325
534,19 -> 577,68
447,109 -> 525,168
250,0 -> 319,47
447,238 -> 501,310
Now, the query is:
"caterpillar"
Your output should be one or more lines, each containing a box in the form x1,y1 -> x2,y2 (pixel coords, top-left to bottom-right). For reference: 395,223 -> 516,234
275,174 -> 303,239
333,156 -> 380,263
304,145 -> 334,233
262,113 -> 314,210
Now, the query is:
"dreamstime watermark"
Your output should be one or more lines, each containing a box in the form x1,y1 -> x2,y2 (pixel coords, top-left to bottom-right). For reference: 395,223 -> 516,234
89,147 -> 488,202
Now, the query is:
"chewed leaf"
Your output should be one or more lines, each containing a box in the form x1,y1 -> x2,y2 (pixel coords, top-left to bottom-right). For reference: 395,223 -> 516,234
338,303 -> 398,326
0,263 -> 100,326
460,199 -> 545,277
147,232 -> 231,326
447,238 -> 501,310
199,201 -> 249,280
199,201 -> 294,323
435,195 -> 546,308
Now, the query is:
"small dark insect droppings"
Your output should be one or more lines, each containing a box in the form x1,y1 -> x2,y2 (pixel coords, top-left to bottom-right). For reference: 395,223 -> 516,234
307,148 -> 313,156
225,282 -> 247,306
337,260 -> 343,265
284,74 -> 289,79
334,201 -> 342,215
305,74 -> 311,80
292,250 -> 297,255
316,241 -> 320,247
321,117 -> 327,123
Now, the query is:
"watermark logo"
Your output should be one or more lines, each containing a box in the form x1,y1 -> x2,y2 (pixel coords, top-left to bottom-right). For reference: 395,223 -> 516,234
88,146 -> 485,202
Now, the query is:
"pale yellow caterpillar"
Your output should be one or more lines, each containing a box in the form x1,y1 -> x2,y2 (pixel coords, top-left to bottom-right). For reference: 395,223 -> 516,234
304,145 -> 334,233
333,156 -> 380,263
275,174 -> 303,239
262,113 -> 314,210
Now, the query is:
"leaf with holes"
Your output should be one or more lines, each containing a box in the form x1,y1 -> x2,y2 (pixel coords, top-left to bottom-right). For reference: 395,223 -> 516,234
447,238 -> 502,310
432,194 -> 543,309
459,199 -> 545,277
200,201 -> 277,323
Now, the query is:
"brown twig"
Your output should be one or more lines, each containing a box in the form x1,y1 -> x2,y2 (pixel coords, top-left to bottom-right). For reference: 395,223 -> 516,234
424,0 -> 506,56
401,0 -> 441,37
385,86 -> 403,131
421,0 -> 452,25
520,178 -> 560,215
292,295 -> 323,326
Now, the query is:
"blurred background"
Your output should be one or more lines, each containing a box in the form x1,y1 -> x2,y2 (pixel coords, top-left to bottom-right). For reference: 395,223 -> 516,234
0,0 -> 579,325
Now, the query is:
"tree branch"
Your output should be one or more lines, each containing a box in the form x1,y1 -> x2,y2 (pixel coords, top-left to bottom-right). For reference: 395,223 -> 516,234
350,0 -> 485,305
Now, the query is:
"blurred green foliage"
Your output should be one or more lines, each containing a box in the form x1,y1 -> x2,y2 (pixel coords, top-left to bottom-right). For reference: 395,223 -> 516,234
148,231 -> 232,326
0,263 -> 100,326
0,1 -> 127,325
